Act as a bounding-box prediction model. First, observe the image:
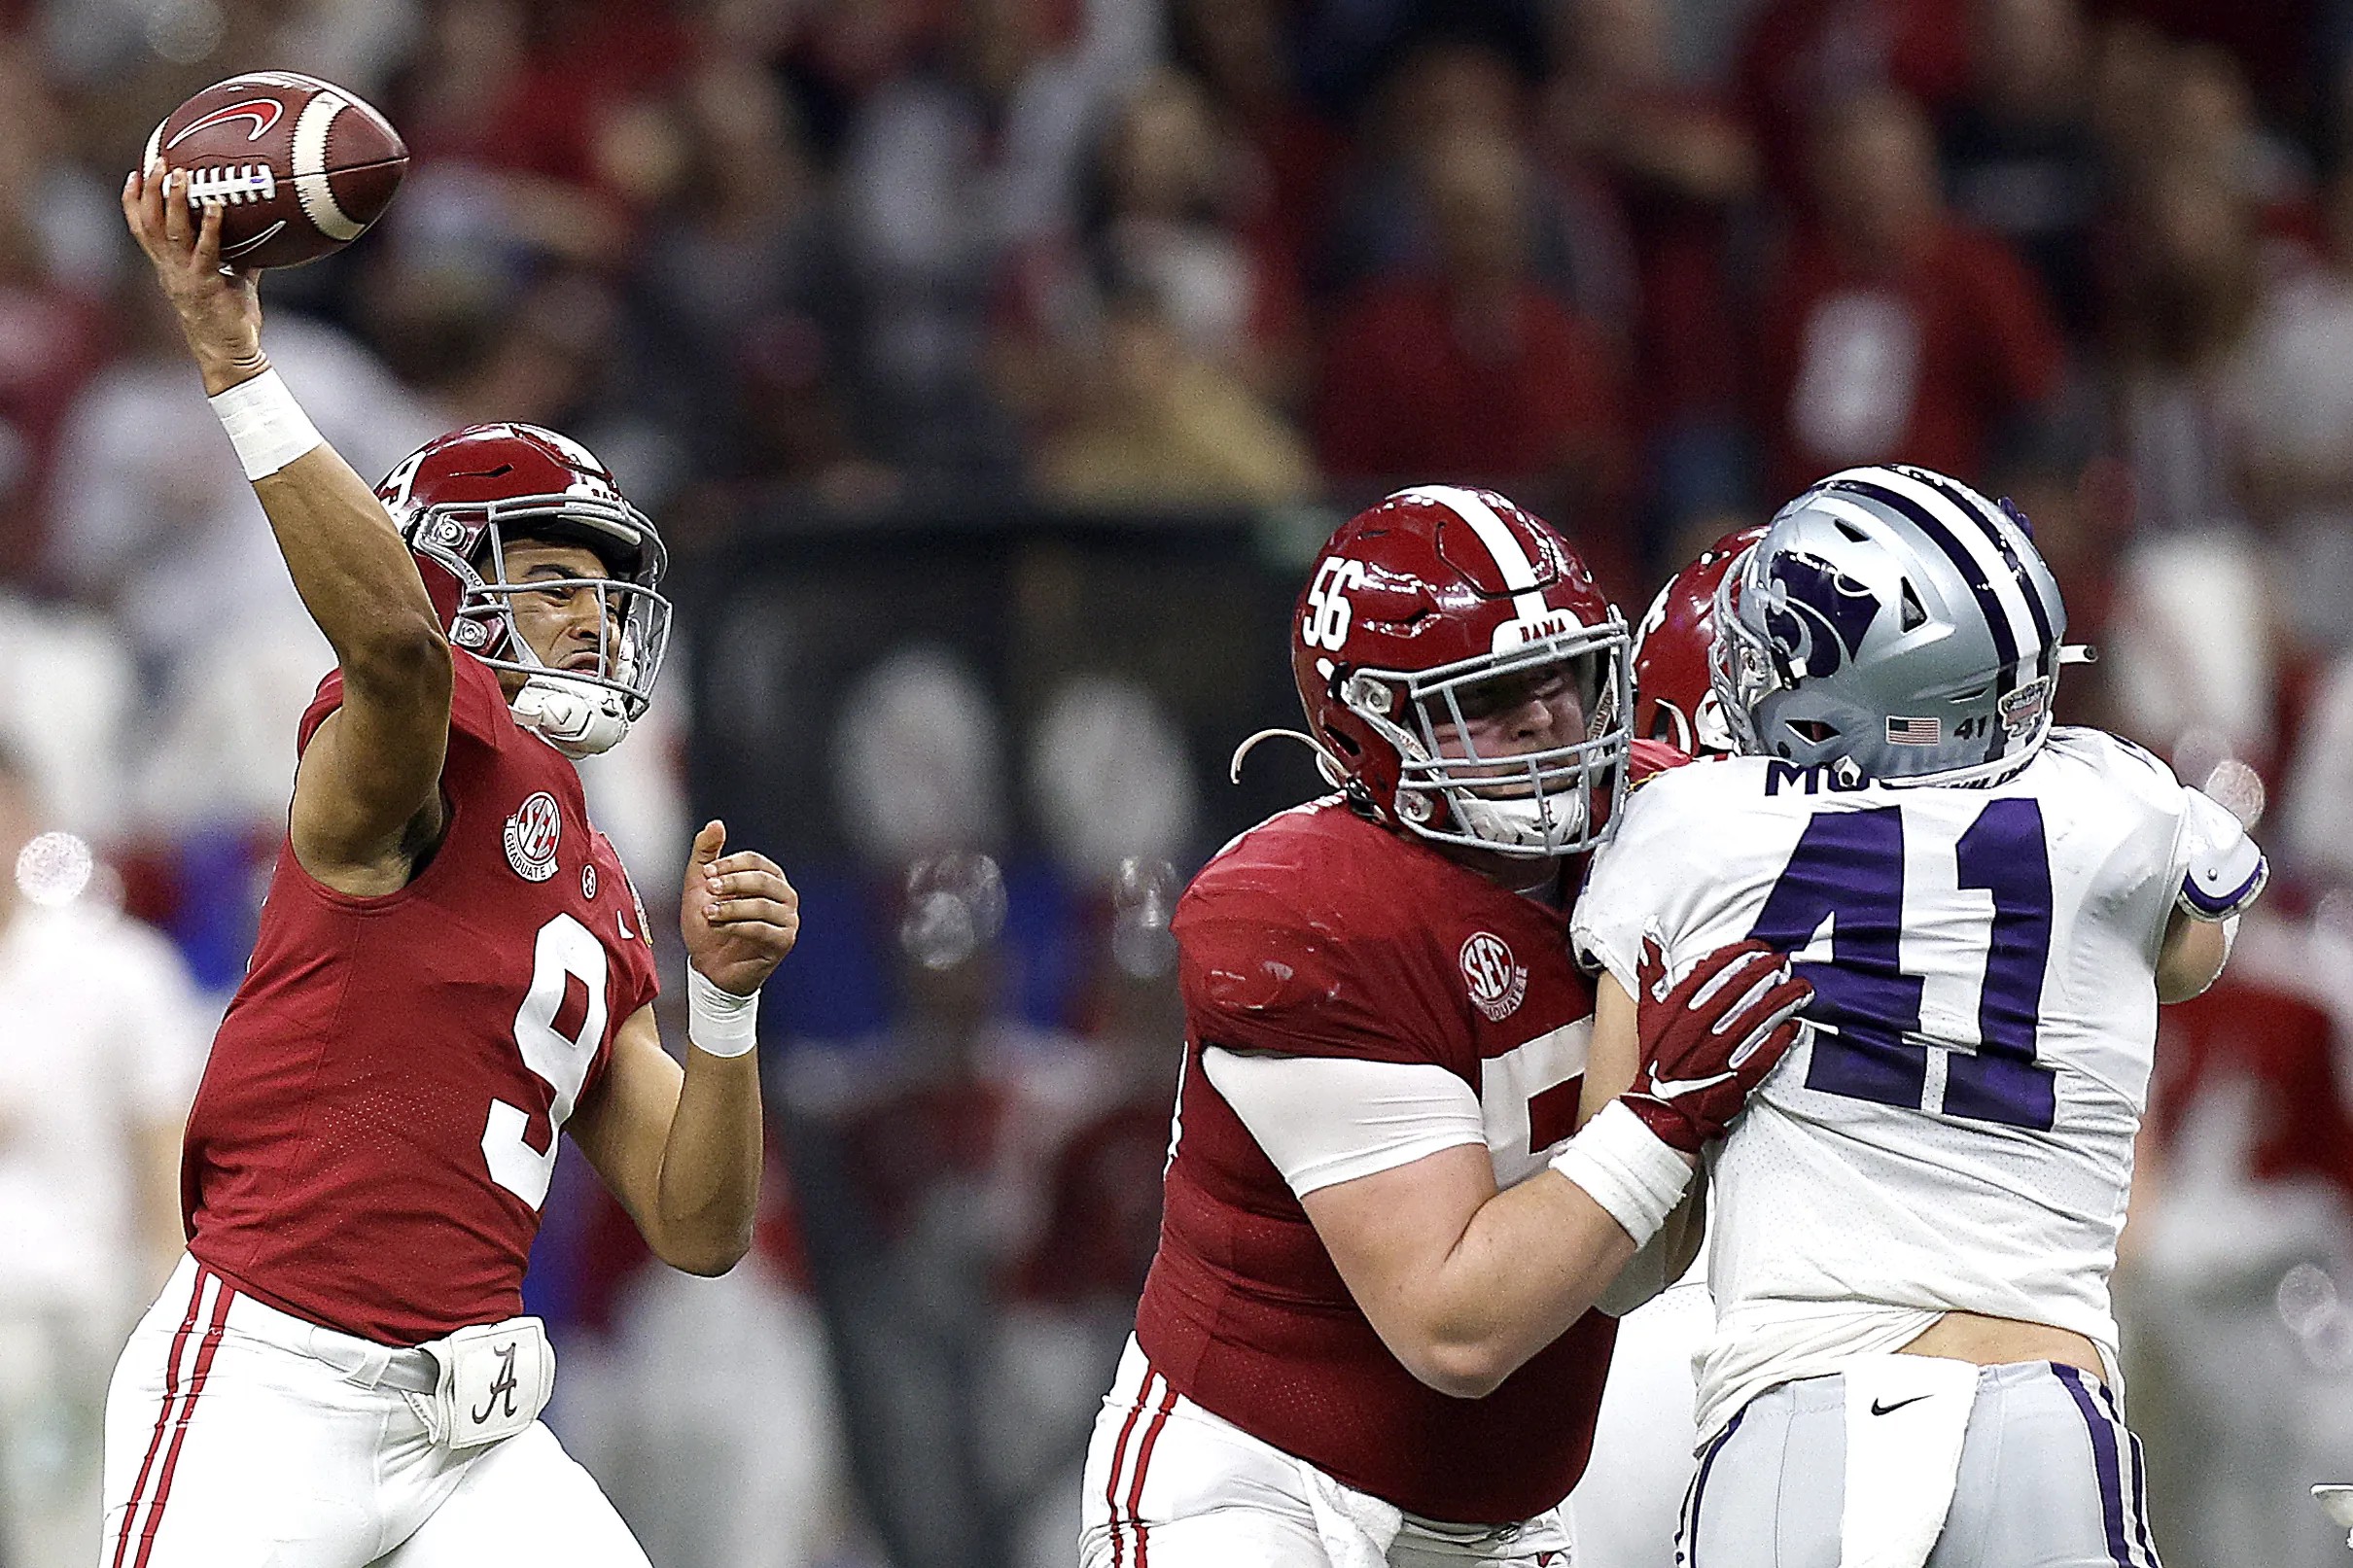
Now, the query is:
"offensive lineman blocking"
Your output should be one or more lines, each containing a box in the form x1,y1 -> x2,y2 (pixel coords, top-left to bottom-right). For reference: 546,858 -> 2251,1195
1083,487 -> 1810,1567
99,170 -> 794,1563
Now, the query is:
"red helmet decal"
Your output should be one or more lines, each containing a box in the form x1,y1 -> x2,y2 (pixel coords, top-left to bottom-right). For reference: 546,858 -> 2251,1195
1633,525 -> 1765,757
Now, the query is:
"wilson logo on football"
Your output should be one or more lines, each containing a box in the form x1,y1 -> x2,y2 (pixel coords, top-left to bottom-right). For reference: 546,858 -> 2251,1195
502,792 -> 562,883
1459,931 -> 1528,1022
167,98 -> 284,147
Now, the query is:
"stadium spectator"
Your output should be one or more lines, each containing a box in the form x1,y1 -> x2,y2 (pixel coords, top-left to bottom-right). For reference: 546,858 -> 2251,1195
1005,67 -> 1317,502
1036,285 -> 1314,506
1542,0 -> 1760,545
2228,165 -> 2353,652
0,42 -> 110,585
1318,35 -> 1624,323
1757,87 -> 2065,499
1164,0 -> 1346,287
2125,958 -> 2353,1568
1315,128 -> 1626,555
1733,0 -> 1976,202
2099,163 -> 2259,534
781,933 -> 1099,1568
834,0 -> 1155,490
617,58 -> 880,504
1939,0 -> 2106,340
0,740 -> 209,1568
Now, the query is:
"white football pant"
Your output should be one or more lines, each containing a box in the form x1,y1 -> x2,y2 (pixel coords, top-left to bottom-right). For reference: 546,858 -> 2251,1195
1080,1337 -> 1571,1568
100,1255 -> 649,1567
1566,1280 -> 1709,1568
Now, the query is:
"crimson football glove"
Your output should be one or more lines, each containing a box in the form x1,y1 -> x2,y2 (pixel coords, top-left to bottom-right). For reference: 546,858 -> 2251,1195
1621,936 -> 1809,1154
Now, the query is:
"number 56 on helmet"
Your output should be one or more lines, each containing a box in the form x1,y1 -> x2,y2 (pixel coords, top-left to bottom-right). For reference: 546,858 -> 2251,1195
1251,485 -> 1633,857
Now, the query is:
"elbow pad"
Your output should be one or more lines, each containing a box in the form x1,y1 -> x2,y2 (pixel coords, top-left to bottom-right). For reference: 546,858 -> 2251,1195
2178,787 -> 2267,922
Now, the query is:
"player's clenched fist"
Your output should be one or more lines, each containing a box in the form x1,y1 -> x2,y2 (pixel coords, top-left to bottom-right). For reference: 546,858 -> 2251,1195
680,820 -> 799,996
1621,936 -> 1810,1154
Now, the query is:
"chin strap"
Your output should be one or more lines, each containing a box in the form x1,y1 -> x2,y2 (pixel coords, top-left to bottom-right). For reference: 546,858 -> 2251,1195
510,676 -> 632,757
1448,787 -> 1588,854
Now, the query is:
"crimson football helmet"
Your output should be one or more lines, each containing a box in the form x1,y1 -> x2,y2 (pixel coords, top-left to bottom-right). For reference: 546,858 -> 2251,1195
376,423 -> 670,757
1275,485 -> 1631,856
1631,525 -> 1766,758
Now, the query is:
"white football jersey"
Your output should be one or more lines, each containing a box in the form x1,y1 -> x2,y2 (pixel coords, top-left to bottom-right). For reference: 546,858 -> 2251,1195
1571,727 -> 2264,1438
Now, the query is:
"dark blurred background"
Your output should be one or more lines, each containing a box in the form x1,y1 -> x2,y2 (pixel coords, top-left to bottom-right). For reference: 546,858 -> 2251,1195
6,0 -> 2353,1564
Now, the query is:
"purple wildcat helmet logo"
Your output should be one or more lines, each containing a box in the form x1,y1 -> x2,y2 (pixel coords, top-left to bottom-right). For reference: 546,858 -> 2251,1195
1761,551 -> 1881,679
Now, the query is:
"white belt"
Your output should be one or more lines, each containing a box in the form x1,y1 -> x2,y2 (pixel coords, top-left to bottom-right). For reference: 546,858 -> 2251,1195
212,1273 -> 441,1395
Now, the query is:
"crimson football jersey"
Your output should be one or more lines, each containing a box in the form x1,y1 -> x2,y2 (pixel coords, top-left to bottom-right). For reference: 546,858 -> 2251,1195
1136,799 -> 1614,1524
183,650 -> 660,1345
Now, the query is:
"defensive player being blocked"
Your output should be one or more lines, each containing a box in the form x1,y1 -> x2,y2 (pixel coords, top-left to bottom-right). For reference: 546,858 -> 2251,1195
100,168 -> 794,1565
1082,486 -> 1810,1568
1566,525 -> 1761,1568
1573,466 -> 2263,1567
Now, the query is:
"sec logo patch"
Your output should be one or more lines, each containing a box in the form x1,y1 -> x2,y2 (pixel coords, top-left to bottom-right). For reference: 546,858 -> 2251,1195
503,792 -> 562,882
1460,931 -> 1528,1022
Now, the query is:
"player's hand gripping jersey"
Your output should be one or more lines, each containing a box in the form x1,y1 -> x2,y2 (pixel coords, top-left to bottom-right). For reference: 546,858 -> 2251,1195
182,650 -> 659,1343
1571,728 -> 2265,1439
1137,799 -> 1615,1524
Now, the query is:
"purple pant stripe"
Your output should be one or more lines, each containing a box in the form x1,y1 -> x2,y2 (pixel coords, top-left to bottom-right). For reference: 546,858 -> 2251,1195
2057,1366 -> 2133,1567
2090,1376 -> 2161,1566
1680,1406 -> 1745,1568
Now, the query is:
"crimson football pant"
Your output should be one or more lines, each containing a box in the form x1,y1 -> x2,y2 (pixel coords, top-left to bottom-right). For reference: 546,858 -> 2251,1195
1677,1361 -> 2160,1567
1081,1337 -> 1573,1568
99,1255 -> 650,1567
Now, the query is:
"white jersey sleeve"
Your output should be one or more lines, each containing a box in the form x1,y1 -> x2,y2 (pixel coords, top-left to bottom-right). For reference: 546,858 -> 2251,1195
1572,728 -> 2260,1437
2173,783 -> 2266,920
1199,1048 -> 1487,1198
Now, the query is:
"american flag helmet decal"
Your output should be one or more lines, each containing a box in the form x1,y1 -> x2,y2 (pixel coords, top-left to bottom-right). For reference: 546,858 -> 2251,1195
1886,716 -> 1942,745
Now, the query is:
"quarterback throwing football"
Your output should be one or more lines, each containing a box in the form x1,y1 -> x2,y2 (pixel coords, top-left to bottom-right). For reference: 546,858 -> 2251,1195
98,170 -> 794,1565
1082,486 -> 1810,1567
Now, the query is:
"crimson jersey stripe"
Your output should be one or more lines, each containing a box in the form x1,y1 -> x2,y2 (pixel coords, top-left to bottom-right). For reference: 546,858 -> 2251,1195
110,1268 -> 210,1568
1104,1367 -> 1158,1568
130,1275 -> 237,1568
1124,1376 -> 1180,1566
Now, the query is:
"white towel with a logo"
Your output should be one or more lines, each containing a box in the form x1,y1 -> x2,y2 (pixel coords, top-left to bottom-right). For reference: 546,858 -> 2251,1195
1299,1463 -> 1404,1568
1838,1355 -> 1980,1568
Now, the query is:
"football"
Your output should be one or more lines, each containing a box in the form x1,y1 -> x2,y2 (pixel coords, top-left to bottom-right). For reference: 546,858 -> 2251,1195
142,71 -> 406,270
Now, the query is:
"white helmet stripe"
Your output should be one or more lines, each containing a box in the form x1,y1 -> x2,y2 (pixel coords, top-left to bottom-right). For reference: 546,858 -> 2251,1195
1393,485 -> 1552,622
1846,466 -> 2043,660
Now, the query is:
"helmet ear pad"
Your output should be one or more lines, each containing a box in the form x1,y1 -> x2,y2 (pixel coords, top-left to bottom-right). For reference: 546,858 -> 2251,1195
1289,649 -> 1399,822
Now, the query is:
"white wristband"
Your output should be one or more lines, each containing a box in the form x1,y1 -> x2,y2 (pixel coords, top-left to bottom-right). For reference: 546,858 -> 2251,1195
685,965 -> 760,1059
209,368 -> 323,481
1547,1100 -> 1694,1247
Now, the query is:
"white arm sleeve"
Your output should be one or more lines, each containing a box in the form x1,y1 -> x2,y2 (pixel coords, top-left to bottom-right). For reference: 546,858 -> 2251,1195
1201,1047 -> 1487,1199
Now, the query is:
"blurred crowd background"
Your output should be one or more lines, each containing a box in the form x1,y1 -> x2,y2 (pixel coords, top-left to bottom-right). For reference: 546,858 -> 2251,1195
5,0 -> 2353,1563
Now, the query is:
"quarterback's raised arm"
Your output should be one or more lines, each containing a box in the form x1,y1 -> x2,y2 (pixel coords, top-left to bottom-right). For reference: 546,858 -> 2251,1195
123,166 -> 450,889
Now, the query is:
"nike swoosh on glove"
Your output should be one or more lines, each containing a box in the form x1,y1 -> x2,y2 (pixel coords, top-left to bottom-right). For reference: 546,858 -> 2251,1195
1621,936 -> 1810,1154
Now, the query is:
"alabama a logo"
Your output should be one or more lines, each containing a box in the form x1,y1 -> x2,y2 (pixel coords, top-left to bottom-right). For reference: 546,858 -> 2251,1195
1460,931 -> 1528,1023
503,792 -> 562,882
